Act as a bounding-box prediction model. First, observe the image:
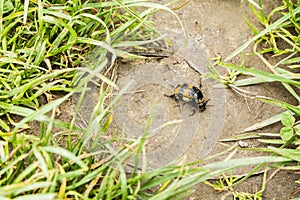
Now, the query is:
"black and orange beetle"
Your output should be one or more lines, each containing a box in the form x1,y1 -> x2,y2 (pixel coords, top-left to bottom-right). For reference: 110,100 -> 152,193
166,83 -> 209,115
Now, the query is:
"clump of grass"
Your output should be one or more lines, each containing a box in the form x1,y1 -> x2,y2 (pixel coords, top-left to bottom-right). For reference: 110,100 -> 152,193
0,0 -> 179,131
207,0 -> 300,196
209,0 -> 300,131
1,124 -> 294,199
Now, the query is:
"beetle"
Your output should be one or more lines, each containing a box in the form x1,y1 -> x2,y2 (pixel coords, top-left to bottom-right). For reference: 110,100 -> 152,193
166,83 -> 209,115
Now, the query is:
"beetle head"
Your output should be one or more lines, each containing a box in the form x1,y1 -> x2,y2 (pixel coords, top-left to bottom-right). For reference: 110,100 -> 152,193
198,99 -> 210,111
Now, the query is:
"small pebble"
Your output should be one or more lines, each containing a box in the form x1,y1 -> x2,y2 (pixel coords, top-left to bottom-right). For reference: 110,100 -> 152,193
238,140 -> 249,148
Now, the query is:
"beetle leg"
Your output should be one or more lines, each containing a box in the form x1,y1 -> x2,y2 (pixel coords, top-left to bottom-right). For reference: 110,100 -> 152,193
164,93 -> 175,98
189,100 -> 198,116
165,94 -> 180,110
189,108 -> 196,116
199,77 -> 202,88
174,104 -> 180,109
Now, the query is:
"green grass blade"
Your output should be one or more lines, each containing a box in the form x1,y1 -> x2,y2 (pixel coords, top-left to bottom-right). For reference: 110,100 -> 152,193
258,139 -> 285,144
0,102 -> 76,130
23,0 -> 29,24
76,13 -> 111,43
268,146 -> 300,162
234,76 -> 274,86
243,16 -> 259,35
13,162 -> 39,183
77,37 -> 116,63
255,96 -> 300,116
0,154 -> 28,177
14,193 -> 56,200
0,118 -> 10,132
0,182 -> 52,196
225,5 -> 300,61
219,132 -> 263,142
243,110 -> 294,132
112,33 -> 166,48
13,92 -> 73,131
204,156 -> 290,170
42,146 -> 88,171
219,62 -> 300,87
43,16 -> 77,57
34,40 -> 47,66
32,145 -> 49,178
281,81 -> 300,102
98,170 -> 111,199
0,0 -> 3,34
246,0 -> 262,9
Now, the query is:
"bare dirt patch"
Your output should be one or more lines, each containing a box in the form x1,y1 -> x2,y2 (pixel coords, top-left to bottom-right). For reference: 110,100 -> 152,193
69,0 -> 300,199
